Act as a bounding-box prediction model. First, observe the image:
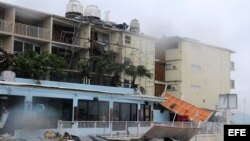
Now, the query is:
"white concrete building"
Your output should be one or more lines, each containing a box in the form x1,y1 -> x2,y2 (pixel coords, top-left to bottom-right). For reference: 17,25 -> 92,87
155,37 -> 234,109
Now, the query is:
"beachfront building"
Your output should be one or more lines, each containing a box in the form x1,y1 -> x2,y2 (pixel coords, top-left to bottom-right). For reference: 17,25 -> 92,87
0,1 -> 223,140
0,78 -> 164,137
155,37 -> 234,109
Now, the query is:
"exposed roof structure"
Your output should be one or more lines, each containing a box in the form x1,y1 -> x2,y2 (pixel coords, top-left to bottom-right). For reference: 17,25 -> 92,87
161,93 -> 213,122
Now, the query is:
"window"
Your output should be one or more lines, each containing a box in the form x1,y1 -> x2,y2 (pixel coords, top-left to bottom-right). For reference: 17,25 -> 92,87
35,46 -> 41,54
191,64 -> 201,72
125,35 -> 131,44
166,64 -> 177,70
14,40 -> 41,54
78,100 -> 88,120
24,43 -> 33,51
14,40 -> 23,52
113,102 -> 137,121
78,100 -> 109,121
191,85 -> 201,92
166,84 -> 177,91
140,104 -> 151,121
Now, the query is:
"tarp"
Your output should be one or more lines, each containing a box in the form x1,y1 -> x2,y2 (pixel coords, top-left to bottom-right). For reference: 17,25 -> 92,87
161,93 -> 213,122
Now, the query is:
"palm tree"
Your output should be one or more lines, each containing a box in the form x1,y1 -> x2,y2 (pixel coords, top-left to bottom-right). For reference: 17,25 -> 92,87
125,64 -> 152,91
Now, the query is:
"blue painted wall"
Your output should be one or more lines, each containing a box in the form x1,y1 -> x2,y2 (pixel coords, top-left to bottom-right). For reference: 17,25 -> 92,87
153,110 -> 170,122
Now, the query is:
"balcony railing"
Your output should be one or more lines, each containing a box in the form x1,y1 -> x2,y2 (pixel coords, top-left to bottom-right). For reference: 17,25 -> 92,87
0,19 -> 12,33
15,23 -> 50,40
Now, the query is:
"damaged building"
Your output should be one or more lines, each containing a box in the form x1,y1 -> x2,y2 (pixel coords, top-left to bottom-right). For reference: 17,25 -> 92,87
0,0 -> 233,140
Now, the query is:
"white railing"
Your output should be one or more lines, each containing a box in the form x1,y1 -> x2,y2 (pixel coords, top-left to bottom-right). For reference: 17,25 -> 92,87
0,19 -> 12,33
57,121 -> 202,138
15,23 -> 50,40
198,122 -> 224,135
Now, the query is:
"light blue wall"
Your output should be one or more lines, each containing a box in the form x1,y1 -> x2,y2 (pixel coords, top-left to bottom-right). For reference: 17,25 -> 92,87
153,110 -> 170,122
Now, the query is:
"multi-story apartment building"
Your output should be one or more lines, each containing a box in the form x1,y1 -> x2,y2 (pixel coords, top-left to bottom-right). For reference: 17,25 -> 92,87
155,37 -> 234,109
0,1 -> 234,109
0,1 -> 155,95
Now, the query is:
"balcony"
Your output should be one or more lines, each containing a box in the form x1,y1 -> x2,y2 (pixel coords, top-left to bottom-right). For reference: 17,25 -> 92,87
0,19 -> 12,33
15,23 -> 50,40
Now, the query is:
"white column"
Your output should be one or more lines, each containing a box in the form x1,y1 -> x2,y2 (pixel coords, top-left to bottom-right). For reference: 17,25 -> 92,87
72,95 -> 78,121
137,103 -> 141,121
109,100 -> 113,121
24,95 -> 32,114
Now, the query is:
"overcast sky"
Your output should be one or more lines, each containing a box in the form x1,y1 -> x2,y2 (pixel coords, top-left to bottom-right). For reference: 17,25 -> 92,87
2,0 -> 250,114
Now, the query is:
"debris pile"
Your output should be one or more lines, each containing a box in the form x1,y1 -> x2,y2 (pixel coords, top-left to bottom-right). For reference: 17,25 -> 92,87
44,130 -> 81,141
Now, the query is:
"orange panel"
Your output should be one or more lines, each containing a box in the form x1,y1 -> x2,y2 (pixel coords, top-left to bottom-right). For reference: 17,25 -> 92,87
161,93 -> 213,122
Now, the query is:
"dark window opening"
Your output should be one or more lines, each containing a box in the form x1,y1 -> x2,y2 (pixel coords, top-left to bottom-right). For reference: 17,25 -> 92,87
24,43 -> 33,51
113,102 -> 137,121
14,40 -> 23,52
125,35 -> 131,44
78,100 -> 109,121
52,24 -> 77,44
35,46 -> 41,54
14,40 -> 41,54
140,104 -> 151,121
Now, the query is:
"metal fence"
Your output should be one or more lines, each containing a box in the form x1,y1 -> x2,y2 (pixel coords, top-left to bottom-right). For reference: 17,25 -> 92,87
15,23 -> 50,40
0,19 -> 12,33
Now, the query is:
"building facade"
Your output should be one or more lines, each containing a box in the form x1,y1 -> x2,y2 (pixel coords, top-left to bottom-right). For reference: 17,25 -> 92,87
155,37 -> 234,109
0,1 -> 155,95
0,1 -> 235,110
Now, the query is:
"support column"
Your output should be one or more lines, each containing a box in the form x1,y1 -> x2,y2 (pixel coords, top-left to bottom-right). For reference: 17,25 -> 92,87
72,95 -> 78,121
3,36 -> 14,53
24,95 -> 32,114
109,100 -> 113,121
4,8 -> 15,33
137,103 -> 141,121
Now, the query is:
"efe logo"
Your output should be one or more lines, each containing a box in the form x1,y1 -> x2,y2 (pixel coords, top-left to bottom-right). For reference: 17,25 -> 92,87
224,125 -> 249,140
228,129 -> 246,136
